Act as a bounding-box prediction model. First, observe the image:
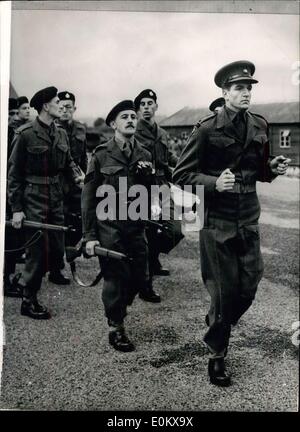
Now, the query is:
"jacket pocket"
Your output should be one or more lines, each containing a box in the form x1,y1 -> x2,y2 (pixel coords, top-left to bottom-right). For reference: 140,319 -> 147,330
100,165 -> 126,188
209,136 -> 236,148
26,144 -> 49,169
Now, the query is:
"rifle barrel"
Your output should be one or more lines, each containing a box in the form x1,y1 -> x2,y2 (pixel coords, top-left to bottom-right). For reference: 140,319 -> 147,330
94,246 -> 128,261
5,220 -> 71,232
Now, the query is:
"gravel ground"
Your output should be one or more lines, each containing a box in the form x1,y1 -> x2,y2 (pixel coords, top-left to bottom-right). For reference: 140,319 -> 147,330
0,177 -> 298,411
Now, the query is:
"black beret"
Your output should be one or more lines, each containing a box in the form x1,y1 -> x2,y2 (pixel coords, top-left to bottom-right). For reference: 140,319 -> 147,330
209,97 -> 225,112
17,96 -> 29,108
214,60 -> 258,88
106,100 -> 136,126
30,86 -> 58,111
9,98 -> 18,111
58,91 -> 75,103
134,89 -> 157,110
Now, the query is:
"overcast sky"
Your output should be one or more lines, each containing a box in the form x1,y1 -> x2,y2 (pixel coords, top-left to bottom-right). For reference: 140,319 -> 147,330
10,9 -> 299,122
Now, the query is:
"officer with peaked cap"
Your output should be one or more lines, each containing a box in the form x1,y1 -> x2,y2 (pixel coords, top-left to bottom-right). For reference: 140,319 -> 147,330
173,60 -> 291,386
7,86 -> 82,319
57,91 -> 88,256
82,99 -> 155,352
134,89 -> 184,302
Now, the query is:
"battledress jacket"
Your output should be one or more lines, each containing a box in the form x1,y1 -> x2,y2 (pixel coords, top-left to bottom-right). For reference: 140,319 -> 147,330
172,107 -> 276,202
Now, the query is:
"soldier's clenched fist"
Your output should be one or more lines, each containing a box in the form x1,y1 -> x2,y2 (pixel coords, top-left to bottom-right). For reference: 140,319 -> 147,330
216,168 -> 235,192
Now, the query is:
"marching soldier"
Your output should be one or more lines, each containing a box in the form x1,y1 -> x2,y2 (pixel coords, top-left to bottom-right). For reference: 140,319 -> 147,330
82,100 -> 155,352
4,99 -> 24,297
173,61 -> 291,386
57,91 -> 88,252
7,86 -> 82,319
134,89 -> 184,302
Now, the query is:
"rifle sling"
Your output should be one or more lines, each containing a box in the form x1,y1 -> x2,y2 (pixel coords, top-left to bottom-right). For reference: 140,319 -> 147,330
5,230 -> 44,253
69,261 -> 103,287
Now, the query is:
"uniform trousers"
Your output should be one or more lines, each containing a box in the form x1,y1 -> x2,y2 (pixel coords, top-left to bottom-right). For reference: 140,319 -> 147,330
19,183 -> 65,300
97,220 -> 149,323
201,191 -> 264,354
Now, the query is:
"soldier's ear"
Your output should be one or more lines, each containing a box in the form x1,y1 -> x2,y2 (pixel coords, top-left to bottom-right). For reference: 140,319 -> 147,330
110,120 -> 117,130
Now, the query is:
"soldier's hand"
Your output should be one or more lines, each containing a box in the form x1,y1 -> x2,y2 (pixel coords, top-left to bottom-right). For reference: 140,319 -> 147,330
270,155 -> 291,175
12,211 -> 26,229
216,168 -> 235,192
85,240 -> 100,256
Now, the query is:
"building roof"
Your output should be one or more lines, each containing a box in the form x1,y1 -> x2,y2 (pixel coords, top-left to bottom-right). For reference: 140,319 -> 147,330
9,82 -> 18,98
160,102 -> 300,127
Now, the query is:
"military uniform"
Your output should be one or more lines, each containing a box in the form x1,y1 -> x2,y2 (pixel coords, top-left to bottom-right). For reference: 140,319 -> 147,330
173,104 -> 276,354
4,122 -> 24,296
7,117 -> 81,301
82,134 -> 154,324
135,114 -> 184,274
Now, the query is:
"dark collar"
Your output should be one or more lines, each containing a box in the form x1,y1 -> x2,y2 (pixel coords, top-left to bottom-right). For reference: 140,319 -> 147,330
37,116 -> 51,130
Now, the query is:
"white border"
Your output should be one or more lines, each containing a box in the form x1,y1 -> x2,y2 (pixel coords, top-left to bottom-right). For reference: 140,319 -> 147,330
0,1 -> 12,392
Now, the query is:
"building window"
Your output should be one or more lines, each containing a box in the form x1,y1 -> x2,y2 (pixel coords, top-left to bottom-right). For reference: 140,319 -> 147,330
280,130 -> 291,148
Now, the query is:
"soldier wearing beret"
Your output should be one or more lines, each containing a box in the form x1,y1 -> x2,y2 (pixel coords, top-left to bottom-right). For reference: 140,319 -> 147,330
7,86 -> 83,319
134,89 -> 184,302
82,100 -> 155,352
16,96 -> 31,127
209,97 -> 225,113
8,98 -> 19,128
191,98 -> 226,136
3,99 -> 24,297
173,61 -> 291,386
57,91 -> 88,255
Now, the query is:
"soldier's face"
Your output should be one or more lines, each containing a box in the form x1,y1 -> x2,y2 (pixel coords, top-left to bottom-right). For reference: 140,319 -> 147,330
8,109 -> 19,125
59,100 -> 76,122
18,103 -> 30,120
46,96 -> 61,119
223,83 -> 252,111
111,110 -> 137,137
138,98 -> 157,121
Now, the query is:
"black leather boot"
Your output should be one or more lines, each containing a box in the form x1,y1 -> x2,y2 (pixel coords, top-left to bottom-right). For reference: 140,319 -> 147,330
108,323 -> 135,352
139,280 -> 161,303
21,298 -> 51,320
152,256 -> 170,276
208,357 -> 231,387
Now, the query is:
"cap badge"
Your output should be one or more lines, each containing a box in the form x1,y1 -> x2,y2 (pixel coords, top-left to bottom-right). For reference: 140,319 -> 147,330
149,91 -> 153,96
66,93 -> 70,98
243,69 -> 248,74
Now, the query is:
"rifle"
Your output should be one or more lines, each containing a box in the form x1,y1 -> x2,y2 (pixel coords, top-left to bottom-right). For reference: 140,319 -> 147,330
5,219 -> 75,253
5,220 -> 74,233
65,240 -> 129,263
66,239 -> 130,287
